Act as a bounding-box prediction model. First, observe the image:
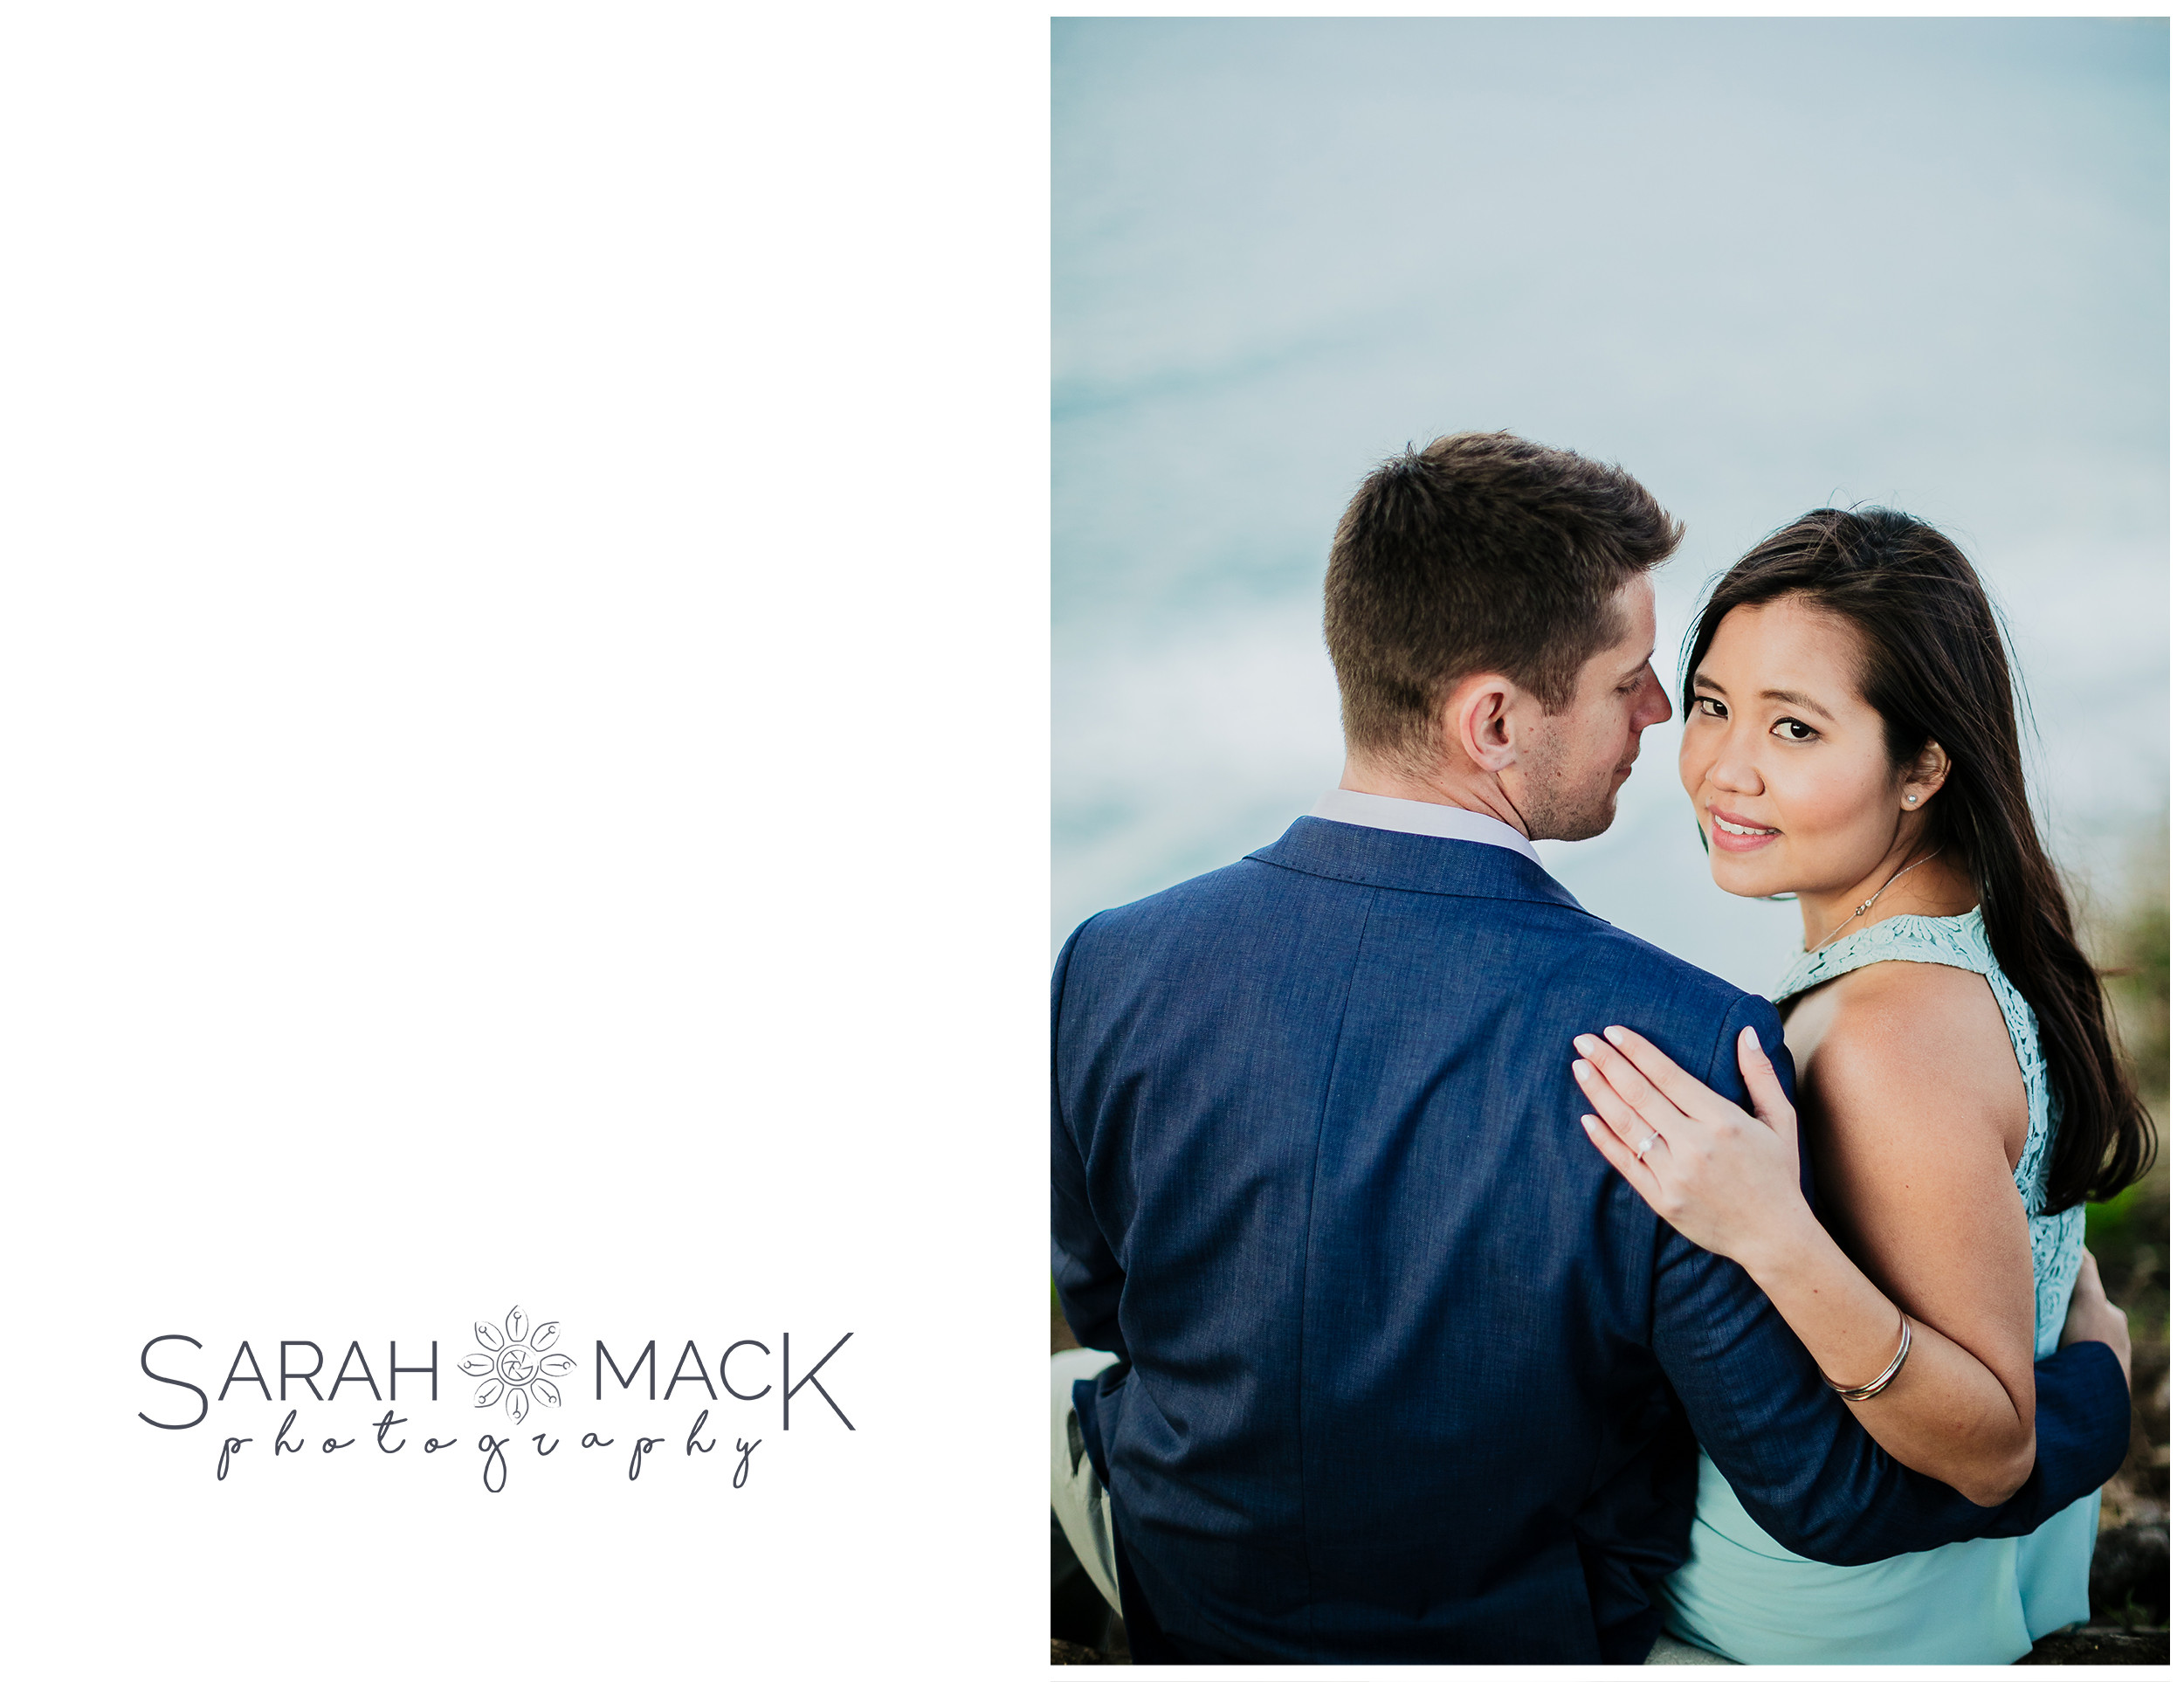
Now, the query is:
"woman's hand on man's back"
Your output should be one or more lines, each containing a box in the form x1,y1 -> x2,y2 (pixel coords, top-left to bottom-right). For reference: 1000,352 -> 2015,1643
1571,1022 -> 1809,1272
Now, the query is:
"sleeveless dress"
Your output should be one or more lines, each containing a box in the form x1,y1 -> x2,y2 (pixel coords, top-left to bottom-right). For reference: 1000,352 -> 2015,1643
1657,908 -> 2098,1665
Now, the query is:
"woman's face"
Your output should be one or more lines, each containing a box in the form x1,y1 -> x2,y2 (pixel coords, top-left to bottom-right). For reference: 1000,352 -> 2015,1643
1678,596 -> 1913,900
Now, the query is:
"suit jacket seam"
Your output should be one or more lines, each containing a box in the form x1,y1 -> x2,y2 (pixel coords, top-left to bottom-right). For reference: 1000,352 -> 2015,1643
1647,996 -> 1766,1375
1051,919 -> 1088,1146
1703,995 -> 1743,1090
1293,884 -> 1376,1652
1666,999 -> 1752,1356
1244,851 -> 1609,920
1051,919 -> 1126,1361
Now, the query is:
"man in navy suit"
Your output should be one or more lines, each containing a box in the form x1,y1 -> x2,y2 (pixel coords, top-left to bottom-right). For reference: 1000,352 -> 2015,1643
1049,433 -> 2130,1664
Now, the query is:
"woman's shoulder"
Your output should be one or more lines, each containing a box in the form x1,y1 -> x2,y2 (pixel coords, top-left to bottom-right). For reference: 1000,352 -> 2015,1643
1803,961 -> 2029,1155
1815,961 -> 2014,1072
1822,951 -> 1998,1020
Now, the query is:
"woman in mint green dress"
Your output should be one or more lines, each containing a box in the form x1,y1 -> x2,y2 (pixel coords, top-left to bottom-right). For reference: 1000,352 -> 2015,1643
1570,509 -> 2152,1665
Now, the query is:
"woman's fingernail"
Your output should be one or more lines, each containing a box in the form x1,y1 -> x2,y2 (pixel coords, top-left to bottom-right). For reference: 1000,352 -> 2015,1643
1604,1026 -> 1625,1046
1740,1025 -> 1759,1049
1574,1059 -> 1588,1078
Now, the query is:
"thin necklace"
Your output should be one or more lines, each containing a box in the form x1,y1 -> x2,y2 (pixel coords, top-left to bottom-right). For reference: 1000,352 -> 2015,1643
1810,850 -> 1943,952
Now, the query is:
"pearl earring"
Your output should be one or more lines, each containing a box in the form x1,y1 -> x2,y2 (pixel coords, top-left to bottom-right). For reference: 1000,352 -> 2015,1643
1905,793 -> 1919,806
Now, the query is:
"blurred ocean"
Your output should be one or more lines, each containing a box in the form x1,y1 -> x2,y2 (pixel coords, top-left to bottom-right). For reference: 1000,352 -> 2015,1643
1054,17 -> 2167,996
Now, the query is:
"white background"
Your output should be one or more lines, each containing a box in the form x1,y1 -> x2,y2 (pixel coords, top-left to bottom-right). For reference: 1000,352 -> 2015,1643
1,7 -> 1050,1675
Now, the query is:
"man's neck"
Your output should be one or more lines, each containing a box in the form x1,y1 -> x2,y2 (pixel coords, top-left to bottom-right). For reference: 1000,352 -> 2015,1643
1339,755 -> 1533,839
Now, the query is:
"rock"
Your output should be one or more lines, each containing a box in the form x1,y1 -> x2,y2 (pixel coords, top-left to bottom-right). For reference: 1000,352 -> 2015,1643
2018,1626 -> 2168,1665
1052,1637 -> 1126,1665
2088,1523 -> 2168,1625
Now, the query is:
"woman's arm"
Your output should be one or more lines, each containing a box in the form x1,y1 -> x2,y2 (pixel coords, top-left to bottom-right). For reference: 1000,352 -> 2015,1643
1571,978 -> 2040,1508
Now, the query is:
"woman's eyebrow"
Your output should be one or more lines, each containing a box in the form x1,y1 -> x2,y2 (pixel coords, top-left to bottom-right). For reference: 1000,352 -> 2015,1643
1759,686 -> 1835,721
1689,673 -> 1837,723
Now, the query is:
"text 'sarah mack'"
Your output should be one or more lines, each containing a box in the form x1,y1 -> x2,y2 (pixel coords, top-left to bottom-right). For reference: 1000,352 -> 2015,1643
137,1333 -> 856,1431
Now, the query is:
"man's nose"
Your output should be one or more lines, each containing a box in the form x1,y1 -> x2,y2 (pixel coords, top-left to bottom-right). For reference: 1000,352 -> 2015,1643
1634,668 -> 1673,729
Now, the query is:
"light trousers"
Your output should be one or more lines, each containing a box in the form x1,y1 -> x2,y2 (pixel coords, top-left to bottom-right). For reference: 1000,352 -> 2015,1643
1050,1348 -> 1123,1617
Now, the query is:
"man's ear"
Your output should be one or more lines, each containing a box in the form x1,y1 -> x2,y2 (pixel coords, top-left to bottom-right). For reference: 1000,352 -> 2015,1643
1440,672 -> 1521,774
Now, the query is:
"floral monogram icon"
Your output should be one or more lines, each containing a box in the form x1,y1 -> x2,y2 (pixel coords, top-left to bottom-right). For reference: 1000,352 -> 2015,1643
460,1306 -> 576,1423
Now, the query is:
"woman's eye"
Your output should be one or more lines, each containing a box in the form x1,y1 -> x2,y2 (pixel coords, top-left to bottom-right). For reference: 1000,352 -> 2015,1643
1695,697 -> 1727,719
1771,718 -> 1817,741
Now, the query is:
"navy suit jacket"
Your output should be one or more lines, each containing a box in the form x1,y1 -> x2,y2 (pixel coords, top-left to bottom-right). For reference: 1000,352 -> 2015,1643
1051,817 -> 2131,1664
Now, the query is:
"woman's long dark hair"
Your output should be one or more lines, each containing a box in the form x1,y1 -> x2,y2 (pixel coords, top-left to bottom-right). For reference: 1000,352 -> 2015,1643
1681,507 -> 2154,1213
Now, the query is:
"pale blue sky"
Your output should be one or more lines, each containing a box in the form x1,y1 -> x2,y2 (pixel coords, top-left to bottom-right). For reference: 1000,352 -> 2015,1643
1055,17 -> 2167,990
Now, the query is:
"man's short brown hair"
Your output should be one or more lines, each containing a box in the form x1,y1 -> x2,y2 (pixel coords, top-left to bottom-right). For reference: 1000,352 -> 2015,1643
1323,431 -> 1683,766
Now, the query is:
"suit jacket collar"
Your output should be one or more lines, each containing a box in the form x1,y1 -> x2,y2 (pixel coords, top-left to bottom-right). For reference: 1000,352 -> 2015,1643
1249,816 -> 1595,915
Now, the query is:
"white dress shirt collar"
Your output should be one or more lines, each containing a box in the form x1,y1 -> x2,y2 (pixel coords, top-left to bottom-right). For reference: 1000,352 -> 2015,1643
1308,788 -> 1541,865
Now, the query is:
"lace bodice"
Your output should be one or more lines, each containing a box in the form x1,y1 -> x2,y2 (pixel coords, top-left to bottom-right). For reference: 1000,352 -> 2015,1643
1773,908 -> 2083,1357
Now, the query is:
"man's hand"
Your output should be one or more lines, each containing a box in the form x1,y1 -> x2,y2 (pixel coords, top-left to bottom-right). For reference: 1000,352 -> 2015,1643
2059,1246 -> 2132,1382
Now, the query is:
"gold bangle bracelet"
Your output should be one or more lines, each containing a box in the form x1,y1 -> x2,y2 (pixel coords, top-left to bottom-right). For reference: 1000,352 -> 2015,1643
1828,1308 -> 1912,1402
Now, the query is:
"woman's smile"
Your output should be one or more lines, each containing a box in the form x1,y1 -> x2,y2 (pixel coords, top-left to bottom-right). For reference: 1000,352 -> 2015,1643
1706,804 -> 1781,851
